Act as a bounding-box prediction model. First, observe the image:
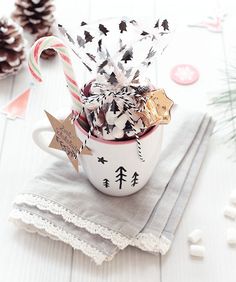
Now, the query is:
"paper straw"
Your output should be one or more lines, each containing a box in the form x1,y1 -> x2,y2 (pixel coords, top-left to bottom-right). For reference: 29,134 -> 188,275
28,36 -> 83,112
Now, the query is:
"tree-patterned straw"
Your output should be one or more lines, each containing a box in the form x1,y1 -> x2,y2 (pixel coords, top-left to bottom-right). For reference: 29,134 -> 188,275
120,100 -> 145,162
28,36 -> 83,113
77,92 -> 112,155
80,90 -> 145,162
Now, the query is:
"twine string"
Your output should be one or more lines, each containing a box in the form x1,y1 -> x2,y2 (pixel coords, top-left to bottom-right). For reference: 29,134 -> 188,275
75,86 -> 145,161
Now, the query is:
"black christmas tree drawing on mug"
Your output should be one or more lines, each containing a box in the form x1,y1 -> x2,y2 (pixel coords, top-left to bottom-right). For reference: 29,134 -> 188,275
103,178 -> 110,188
101,163 -> 139,190
115,166 -> 127,189
131,172 -> 139,187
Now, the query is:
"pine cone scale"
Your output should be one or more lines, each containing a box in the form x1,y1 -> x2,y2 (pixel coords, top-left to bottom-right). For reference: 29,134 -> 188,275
12,0 -> 55,36
15,0 -> 30,8
0,50 -> 7,61
1,62 -> 14,73
0,17 -> 25,79
23,9 -> 35,16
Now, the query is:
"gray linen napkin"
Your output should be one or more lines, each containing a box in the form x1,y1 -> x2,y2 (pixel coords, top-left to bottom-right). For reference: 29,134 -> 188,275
9,107 -> 214,264
132,114 -> 214,253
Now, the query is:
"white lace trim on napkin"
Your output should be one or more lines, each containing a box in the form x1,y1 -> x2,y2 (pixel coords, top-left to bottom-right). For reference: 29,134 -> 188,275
14,193 -> 131,249
12,194 -> 172,256
9,207 -> 108,265
131,232 -> 171,255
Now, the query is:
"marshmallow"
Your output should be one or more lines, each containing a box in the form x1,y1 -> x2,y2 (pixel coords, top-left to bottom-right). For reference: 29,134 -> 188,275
188,229 -> 203,243
114,114 -> 128,129
102,126 -> 114,140
227,227 -> 236,245
105,111 -> 117,125
224,205 -> 236,220
112,126 -> 124,139
189,245 -> 205,257
230,190 -> 236,205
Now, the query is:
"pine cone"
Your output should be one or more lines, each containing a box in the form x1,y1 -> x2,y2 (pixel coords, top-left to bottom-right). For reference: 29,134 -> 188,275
12,0 -> 55,35
0,17 -> 25,79
36,31 -> 57,60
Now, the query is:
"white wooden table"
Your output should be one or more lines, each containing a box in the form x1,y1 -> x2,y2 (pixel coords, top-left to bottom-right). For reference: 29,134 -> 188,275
1,0 -> 236,281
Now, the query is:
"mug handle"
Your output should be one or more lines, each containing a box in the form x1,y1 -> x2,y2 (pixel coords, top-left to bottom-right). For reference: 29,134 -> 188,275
32,120 -> 67,160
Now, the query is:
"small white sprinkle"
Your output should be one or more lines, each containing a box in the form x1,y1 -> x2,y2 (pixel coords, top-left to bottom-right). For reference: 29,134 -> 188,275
189,245 -> 205,257
230,190 -> 236,205
188,229 -> 203,243
227,227 -> 236,245
224,205 -> 236,220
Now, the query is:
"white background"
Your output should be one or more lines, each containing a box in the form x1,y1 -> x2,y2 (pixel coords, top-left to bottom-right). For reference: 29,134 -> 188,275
0,0 -> 236,281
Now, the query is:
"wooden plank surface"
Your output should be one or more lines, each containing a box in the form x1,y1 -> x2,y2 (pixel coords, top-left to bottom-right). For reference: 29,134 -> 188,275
159,1 -> 236,281
0,0 -> 236,281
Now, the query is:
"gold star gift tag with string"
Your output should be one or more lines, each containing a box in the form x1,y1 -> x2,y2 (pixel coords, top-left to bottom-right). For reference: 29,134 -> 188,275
45,111 -> 92,172
138,89 -> 174,127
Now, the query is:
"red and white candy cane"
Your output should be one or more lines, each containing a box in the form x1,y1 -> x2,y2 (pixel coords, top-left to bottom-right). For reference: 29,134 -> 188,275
28,36 -> 83,113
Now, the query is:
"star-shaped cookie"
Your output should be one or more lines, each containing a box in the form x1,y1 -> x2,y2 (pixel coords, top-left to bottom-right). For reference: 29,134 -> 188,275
149,89 -> 174,124
138,89 -> 174,127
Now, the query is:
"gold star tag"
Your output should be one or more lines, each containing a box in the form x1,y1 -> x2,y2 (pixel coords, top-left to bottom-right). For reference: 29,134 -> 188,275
138,89 -> 174,127
45,111 -> 92,172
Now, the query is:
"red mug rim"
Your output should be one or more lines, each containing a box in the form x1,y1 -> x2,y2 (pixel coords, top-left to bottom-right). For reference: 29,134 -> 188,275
75,120 -> 159,145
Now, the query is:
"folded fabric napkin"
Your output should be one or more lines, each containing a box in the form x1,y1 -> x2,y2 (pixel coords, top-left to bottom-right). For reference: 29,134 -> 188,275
9,106 -> 214,264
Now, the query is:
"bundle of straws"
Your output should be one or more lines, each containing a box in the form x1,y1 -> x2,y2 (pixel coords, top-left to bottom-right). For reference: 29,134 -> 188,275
29,18 -> 174,161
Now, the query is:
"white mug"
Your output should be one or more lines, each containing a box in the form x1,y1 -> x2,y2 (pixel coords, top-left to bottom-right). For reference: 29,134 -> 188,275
32,112 -> 163,197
